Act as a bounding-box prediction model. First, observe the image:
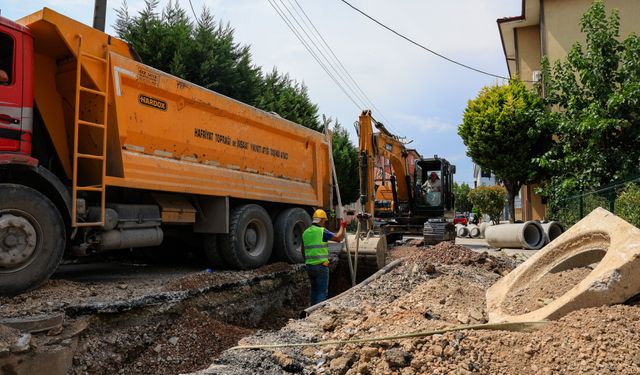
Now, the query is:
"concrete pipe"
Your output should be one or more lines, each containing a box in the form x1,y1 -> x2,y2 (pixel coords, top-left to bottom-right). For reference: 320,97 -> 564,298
486,208 -> 640,323
467,224 -> 481,238
455,224 -> 469,238
541,221 -> 564,244
479,222 -> 493,238
485,221 -> 545,250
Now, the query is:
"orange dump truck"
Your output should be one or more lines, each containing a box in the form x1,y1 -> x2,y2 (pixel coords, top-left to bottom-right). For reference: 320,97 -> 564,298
0,9 -> 332,294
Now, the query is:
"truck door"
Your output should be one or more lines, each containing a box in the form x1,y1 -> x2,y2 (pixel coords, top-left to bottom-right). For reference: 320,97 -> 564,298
0,24 -> 31,154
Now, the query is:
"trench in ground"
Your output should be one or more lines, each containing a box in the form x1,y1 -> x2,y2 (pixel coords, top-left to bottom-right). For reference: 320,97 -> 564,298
1,254 -> 375,375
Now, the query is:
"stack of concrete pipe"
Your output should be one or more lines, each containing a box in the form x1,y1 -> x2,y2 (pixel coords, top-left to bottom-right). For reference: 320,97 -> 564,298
485,221 -> 546,250
467,224 -> 481,238
455,224 -> 469,237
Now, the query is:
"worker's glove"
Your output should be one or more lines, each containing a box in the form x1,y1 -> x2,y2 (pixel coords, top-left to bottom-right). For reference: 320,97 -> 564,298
322,261 -> 330,267
340,220 -> 348,229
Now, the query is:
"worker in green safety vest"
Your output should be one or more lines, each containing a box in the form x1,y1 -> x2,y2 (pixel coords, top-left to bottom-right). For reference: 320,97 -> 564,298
302,209 -> 347,306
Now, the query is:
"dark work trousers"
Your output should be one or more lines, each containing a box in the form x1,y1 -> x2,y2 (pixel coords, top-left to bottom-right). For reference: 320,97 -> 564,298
306,264 -> 329,306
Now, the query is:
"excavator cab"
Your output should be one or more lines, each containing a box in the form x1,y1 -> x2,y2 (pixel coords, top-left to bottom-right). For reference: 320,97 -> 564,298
414,157 -> 455,213
414,157 -> 456,244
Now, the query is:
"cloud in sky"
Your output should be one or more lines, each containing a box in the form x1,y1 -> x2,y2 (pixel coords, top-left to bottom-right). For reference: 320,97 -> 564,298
394,114 -> 457,134
3,0 -> 523,185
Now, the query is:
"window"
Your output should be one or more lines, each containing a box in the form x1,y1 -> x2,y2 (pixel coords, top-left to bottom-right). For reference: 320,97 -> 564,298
481,169 -> 492,178
0,32 -> 14,85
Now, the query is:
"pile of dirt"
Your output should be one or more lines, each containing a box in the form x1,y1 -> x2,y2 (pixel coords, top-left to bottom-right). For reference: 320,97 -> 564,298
392,241 -> 517,275
504,266 -> 594,315
309,304 -> 640,375
200,242 -> 640,374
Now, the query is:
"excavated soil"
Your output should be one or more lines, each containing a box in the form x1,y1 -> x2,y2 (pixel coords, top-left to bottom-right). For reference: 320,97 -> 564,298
504,266 -> 595,315
391,241 -> 517,275
198,242 -> 640,375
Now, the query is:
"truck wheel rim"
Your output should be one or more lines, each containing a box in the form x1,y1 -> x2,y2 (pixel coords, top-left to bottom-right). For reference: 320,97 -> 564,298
0,212 -> 40,272
292,221 -> 304,251
244,219 -> 266,256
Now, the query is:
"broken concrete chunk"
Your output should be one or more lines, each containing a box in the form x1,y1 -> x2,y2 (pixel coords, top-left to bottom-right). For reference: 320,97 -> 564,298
359,346 -> 379,359
10,333 -> 31,353
328,352 -> 357,375
272,351 -> 302,373
384,347 -> 412,369
456,313 -> 470,324
487,208 -> 640,323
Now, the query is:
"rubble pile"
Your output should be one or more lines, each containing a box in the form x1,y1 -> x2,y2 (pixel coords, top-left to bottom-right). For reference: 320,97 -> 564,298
392,241 -> 517,275
205,243 -> 640,375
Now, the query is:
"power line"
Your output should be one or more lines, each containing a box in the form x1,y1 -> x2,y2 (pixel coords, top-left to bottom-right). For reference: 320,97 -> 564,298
277,0 -> 369,109
186,0 -> 203,26
266,0 -> 363,110
338,0 -> 512,81
289,0 -> 396,132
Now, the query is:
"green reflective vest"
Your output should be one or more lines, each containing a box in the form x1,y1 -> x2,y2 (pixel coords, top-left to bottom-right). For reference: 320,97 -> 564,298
302,225 -> 329,265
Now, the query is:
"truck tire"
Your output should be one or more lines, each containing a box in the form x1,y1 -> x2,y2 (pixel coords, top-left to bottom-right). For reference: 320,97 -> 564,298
273,208 -> 311,264
0,184 -> 65,296
219,204 -> 273,270
201,234 -> 229,269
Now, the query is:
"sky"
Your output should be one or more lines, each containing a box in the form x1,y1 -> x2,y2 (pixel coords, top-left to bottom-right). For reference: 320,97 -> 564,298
2,0 -> 523,185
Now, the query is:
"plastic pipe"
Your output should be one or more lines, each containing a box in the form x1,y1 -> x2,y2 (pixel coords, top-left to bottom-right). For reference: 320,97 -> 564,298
485,221 -> 545,250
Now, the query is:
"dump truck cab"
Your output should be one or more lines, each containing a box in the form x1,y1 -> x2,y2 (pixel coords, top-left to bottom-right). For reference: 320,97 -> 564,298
0,17 -> 34,158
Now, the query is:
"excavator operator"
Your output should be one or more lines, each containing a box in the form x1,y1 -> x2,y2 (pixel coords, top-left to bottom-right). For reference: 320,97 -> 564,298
422,172 -> 442,206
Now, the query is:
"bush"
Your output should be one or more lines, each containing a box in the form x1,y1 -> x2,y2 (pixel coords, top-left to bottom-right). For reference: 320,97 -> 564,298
468,186 -> 506,224
616,183 -> 640,228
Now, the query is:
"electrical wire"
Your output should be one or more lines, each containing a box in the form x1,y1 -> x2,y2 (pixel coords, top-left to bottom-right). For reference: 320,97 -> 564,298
338,0 -> 512,81
266,0 -> 364,111
288,0 -> 397,133
186,0 -> 203,27
277,0 -> 369,109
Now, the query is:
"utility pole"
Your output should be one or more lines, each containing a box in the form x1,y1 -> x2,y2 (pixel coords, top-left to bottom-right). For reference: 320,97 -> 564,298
93,0 -> 107,31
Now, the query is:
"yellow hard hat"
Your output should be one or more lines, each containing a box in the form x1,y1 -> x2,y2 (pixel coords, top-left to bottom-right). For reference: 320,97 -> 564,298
312,209 -> 328,220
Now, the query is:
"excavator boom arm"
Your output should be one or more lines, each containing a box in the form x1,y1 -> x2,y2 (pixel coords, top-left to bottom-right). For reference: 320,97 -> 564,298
357,110 -> 410,216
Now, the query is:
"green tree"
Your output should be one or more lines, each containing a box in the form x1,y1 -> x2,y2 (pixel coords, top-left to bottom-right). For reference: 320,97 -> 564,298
538,0 -> 640,206
255,69 -> 321,130
468,186 -> 506,225
615,183 -> 640,228
459,79 -> 551,222
452,182 -> 473,213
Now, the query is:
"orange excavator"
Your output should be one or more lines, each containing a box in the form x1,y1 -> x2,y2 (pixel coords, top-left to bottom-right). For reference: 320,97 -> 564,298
346,110 -> 456,266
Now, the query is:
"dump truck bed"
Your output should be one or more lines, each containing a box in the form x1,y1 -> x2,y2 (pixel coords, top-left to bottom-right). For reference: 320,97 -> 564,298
18,8 -> 331,208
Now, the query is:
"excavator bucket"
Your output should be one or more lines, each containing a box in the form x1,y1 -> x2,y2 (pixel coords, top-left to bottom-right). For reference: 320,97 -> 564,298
343,233 -> 387,270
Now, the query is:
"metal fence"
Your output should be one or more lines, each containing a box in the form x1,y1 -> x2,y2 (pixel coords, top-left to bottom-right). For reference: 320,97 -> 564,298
550,175 -> 640,227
